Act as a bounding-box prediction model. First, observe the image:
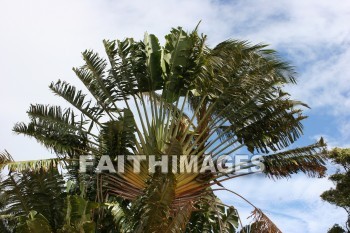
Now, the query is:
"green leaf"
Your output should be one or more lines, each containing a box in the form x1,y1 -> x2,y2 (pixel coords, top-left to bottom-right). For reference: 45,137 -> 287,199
16,211 -> 53,233
144,33 -> 163,90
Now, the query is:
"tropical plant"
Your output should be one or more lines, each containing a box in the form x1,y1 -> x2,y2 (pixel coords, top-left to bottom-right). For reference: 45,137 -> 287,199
0,166 -> 102,232
0,173 -> 11,233
1,25 -> 328,232
327,224 -> 346,233
0,168 -> 66,231
15,194 -> 99,233
321,148 -> 350,232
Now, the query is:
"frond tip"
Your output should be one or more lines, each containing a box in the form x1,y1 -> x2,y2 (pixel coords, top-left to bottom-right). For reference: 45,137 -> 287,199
262,138 -> 327,179
0,150 -> 14,169
248,208 -> 282,233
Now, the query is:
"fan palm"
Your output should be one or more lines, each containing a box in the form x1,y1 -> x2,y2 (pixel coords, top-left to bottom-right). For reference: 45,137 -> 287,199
1,26 -> 327,232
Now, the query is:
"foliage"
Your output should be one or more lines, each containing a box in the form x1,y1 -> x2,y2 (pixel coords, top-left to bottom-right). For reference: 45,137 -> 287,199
0,169 -> 66,231
328,224 -> 346,233
14,195 -> 100,233
321,148 -> 350,232
0,25 -> 329,232
185,194 -> 239,233
0,168 -> 101,232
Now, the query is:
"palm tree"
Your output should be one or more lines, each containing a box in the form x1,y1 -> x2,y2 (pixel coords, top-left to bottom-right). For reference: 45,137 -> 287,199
1,26 -> 326,232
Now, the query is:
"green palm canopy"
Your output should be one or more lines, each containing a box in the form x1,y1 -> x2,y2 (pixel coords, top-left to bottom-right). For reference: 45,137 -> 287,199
1,26 -> 327,233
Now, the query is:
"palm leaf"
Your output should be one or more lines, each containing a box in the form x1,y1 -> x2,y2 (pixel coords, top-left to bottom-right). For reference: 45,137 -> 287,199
0,169 -> 66,228
49,80 -> 104,125
247,208 -> 282,233
13,119 -> 89,157
0,150 -> 14,170
262,138 -> 327,178
6,158 -> 66,172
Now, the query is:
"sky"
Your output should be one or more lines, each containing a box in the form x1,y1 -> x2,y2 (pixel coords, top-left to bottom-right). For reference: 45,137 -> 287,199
0,0 -> 349,232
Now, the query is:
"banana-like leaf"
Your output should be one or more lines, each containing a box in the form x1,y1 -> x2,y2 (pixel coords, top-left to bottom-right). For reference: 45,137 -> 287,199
144,33 -> 163,90
107,202 -> 127,232
59,195 -> 99,233
16,211 -> 53,233
186,194 -> 239,233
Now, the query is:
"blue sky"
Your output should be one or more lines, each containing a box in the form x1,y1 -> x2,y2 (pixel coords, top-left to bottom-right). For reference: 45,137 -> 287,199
1,0 -> 349,232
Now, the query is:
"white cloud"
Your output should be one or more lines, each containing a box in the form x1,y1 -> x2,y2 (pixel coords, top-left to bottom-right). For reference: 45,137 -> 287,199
312,133 -> 350,149
208,0 -> 350,118
215,174 -> 347,232
289,48 -> 350,115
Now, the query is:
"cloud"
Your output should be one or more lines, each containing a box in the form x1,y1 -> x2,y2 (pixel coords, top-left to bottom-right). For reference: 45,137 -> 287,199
312,133 -> 350,149
290,48 -> 350,115
215,174 -> 347,232
207,0 -> 350,118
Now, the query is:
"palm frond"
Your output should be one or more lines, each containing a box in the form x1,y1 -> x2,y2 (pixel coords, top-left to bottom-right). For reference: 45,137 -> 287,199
6,158 -> 66,172
27,104 -> 89,133
0,169 -> 66,230
13,119 -> 90,157
202,39 -> 302,153
0,150 -> 14,170
262,138 -> 327,178
248,208 -> 282,233
72,63 -> 117,120
49,80 -> 104,124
